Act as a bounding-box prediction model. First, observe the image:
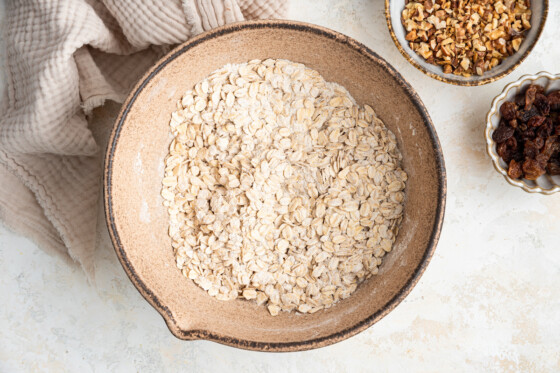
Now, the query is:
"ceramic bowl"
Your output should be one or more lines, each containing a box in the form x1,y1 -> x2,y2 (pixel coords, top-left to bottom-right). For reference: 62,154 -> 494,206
385,0 -> 548,86
485,71 -> 560,194
104,20 -> 446,351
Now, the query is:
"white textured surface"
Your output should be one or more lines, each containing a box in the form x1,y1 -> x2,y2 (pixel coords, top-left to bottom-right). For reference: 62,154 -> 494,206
1,1 -> 560,371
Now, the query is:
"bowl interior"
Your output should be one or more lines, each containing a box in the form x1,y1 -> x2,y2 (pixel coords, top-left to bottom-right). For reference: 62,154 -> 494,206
386,0 -> 548,85
105,21 -> 445,350
487,73 -> 560,193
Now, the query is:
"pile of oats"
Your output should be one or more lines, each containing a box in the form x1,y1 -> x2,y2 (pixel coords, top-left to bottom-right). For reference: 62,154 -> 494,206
402,0 -> 532,76
161,59 -> 407,316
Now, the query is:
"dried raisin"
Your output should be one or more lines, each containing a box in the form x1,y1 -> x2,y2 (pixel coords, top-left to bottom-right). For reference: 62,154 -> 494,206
527,115 -> 546,127
500,101 -> 518,121
495,84 -> 560,180
525,85 -> 538,110
551,112 -> 560,125
492,122 -> 514,143
522,158 -> 546,180
497,137 -> 518,163
507,159 -> 523,179
516,106 -> 539,122
534,94 -> 550,116
506,136 -> 517,151
536,119 -> 553,138
519,127 -> 535,142
548,91 -> 560,111
497,142 -> 513,163
536,153 -> 550,168
535,136 -> 545,150
541,136 -> 560,158
514,93 -> 525,107
523,140 -> 540,159
547,159 -> 560,175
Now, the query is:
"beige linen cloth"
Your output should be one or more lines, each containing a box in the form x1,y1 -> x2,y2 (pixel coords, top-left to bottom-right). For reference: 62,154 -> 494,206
0,0 -> 288,277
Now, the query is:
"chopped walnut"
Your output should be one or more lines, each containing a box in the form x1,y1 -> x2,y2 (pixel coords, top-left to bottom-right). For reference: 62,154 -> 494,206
401,0 -> 532,77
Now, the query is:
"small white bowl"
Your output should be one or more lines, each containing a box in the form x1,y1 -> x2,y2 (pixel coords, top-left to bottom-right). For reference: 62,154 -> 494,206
385,0 -> 549,86
485,72 -> 560,194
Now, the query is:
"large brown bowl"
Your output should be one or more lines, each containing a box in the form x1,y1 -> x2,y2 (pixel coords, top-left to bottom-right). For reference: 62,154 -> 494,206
104,20 -> 446,352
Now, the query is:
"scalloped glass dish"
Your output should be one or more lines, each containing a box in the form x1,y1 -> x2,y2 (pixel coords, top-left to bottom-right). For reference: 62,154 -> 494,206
485,72 -> 560,194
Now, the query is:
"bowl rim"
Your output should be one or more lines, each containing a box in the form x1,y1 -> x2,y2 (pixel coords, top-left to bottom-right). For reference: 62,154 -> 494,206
103,19 -> 447,352
384,0 -> 549,86
485,71 -> 560,194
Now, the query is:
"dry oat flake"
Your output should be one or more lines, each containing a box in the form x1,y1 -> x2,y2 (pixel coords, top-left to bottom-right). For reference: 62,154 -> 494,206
161,59 -> 407,316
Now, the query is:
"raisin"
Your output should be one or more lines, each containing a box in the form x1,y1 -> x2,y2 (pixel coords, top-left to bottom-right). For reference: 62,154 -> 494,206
536,119 -> 553,138
523,140 -> 540,159
534,94 -> 550,116
500,101 -> 518,120
516,106 -> 539,122
547,159 -> 560,175
522,158 -> 546,180
541,136 -> 560,158
500,140 -> 520,163
513,149 -> 524,162
525,85 -> 538,110
536,85 -> 545,94
514,93 -> 525,107
492,122 -> 515,142
509,119 -> 518,128
497,142 -> 513,163
497,136 -> 518,163
536,153 -> 550,168
519,127 -> 535,141
527,115 -> 546,127
506,136 -> 517,151
548,91 -> 560,111
535,136 -> 545,149
507,159 -> 523,179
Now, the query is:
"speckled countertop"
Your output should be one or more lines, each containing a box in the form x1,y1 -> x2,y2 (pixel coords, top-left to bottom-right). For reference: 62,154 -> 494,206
1,1 -> 559,372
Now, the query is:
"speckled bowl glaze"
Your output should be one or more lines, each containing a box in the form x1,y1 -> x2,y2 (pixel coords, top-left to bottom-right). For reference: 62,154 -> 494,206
486,71 -> 560,194
104,20 -> 446,351
385,0 -> 548,86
